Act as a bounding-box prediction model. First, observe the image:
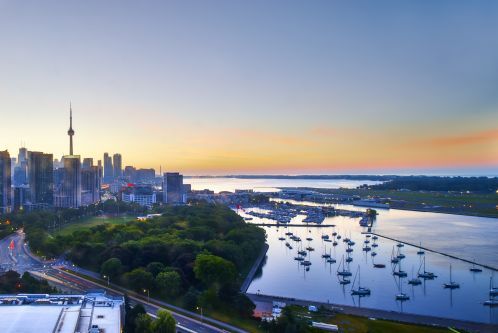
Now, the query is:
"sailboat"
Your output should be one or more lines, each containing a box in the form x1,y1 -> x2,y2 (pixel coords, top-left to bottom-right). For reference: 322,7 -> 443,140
322,244 -> 331,258
390,246 -> 400,264
351,265 -> 371,296
416,242 -> 425,255
393,259 -> 407,278
337,255 -> 352,277
489,274 -> 498,297
443,265 -> 459,289
484,276 -> 498,307
346,253 -> 353,263
395,277 -> 410,301
408,265 -> 421,286
469,260 -> 482,273
418,257 -> 437,279
327,247 -> 336,263
396,246 -> 406,260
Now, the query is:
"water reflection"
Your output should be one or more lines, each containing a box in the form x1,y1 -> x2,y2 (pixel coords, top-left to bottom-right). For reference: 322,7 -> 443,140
243,209 -> 498,324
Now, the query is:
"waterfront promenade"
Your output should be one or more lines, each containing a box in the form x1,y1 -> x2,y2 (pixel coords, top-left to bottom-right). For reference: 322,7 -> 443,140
246,292 -> 498,333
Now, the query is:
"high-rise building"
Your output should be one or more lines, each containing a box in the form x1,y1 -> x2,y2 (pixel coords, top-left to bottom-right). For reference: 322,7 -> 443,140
97,160 -> 103,186
82,158 -> 93,170
136,168 -> 155,184
123,166 -> 136,182
55,106 -> 81,208
81,165 -> 100,206
27,151 -> 54,207
103,153 -> 113,183
0,150 -> 12,213
56,155 -> 81,208
113,153 -> 122,178
163,172 -> 186,204
14,147 -> 28,186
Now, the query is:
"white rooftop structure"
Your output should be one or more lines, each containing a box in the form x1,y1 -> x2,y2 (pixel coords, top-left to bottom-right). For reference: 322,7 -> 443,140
0,292 -> 124,333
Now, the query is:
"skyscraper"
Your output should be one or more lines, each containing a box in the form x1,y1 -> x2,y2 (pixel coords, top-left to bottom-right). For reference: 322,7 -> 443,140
55,156 -> 81,208
103,153 -> 113,183
0,150 -> 12,213
55,106 -> 81,208
68,103 -> 75,155
97,160 -> 103,186
113,153 -> 122,179
82,158 -> 93,170
27,151 -> 54,207
14,147 -> 28,186
81,165 -> 100,206
163,172 -> 186,204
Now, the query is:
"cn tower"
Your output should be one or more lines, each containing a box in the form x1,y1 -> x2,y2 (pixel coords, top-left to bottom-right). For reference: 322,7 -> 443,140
68,103 -> 75,155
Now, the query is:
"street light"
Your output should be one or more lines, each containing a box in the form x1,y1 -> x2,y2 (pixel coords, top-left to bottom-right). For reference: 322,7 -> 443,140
103,275 -> 109,286
143,289 -> 150,303
196,306 -> 203,322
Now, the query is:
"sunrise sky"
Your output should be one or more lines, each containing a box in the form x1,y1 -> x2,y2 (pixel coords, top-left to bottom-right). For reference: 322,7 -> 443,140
0,1 -> 497,175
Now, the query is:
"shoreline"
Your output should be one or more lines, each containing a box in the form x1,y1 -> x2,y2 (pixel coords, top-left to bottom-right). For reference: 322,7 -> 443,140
240,243 -> 269,293
276,186 -> 498,219
246,292 -> 498,333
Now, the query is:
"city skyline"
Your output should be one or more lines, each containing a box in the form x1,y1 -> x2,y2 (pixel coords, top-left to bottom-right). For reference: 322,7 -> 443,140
1,1 -> 497,175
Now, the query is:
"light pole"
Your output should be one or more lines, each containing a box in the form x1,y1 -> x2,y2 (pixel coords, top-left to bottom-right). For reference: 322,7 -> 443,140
143,289 -> 149,303
196,306 -> 203,322
103,275 -> 109,286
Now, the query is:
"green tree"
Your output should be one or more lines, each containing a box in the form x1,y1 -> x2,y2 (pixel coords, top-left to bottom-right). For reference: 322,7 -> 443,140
151,310 -> 176,333
193,253 -> 237,289
134,313 -> 153,333
101,258 -> 123,280
146,262 -> 165,277
156,271 -> 182,297
124,268 -> 154,292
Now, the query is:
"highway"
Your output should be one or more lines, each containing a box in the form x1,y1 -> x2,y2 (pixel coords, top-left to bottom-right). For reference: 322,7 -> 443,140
0,231 -> 246,333
0,230 -> 43,273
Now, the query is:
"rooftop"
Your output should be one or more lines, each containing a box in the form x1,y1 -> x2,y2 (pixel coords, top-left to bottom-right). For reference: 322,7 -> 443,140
0,292 -> 123,333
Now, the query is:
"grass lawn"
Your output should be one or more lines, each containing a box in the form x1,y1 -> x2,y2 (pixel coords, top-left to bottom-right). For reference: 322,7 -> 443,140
302,188 -> 498,218
325,313 -> 453,333
55,215 -> 135,236
287,306 -> 455,333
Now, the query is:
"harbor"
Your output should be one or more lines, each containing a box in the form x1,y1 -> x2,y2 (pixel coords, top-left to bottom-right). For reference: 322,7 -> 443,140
240,203 -> 498,325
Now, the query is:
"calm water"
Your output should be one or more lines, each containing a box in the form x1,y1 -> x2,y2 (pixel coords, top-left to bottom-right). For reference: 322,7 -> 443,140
186,177 -> 381,193
240,206 -> 498,324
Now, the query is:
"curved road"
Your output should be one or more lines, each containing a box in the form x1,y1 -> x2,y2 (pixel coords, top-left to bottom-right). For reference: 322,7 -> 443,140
0,231 -> 246,333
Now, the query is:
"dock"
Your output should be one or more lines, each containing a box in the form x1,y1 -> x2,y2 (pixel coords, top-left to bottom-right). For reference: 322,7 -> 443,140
368,232 -> 498,272
251,223 -> 336,228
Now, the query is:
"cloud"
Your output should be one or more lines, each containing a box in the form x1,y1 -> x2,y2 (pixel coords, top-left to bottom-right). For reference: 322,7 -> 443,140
415,128 -> 498,147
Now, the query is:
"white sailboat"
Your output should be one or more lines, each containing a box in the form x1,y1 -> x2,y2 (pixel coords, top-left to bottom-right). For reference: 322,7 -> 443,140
484,276 -> 498,307
395,277 -> 409,301
351,265 -> 371,296
337,255 -> 352,277
418,256 -> 436,279
443,264 -> 459,289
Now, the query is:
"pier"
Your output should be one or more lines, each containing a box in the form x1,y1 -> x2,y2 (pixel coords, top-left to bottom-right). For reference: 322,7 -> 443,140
368,232 -> 498,272
251,223 -> 336,228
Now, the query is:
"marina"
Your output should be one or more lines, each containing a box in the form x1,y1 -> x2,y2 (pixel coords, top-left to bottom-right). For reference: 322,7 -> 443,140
241,203 -> 498,325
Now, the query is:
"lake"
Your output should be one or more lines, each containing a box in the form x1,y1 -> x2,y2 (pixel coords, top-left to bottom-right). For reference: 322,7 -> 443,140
239,204 -> 498,324
186,177 -> 382,193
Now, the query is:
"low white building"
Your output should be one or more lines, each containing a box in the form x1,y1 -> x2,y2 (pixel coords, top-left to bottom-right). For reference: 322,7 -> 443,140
0,292 -> 124,333
122,184 -> 157,207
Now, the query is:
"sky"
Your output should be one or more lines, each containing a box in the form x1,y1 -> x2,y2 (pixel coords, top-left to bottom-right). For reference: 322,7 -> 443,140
0,1 -> 497,175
